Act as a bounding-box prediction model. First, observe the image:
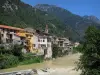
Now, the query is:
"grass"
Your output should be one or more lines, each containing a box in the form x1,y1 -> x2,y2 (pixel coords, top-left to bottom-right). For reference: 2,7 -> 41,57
19,56 -> 43,65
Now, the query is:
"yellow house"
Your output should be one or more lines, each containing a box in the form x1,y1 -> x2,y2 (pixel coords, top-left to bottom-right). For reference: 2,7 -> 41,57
16,30 -> 35,53
25,32 -> 34,53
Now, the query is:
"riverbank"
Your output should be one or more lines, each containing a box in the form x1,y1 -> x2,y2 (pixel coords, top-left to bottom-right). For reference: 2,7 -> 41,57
0,53 -> 81,75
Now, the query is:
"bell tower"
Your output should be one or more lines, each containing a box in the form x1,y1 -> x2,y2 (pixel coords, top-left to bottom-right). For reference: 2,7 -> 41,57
45,24 -> 48,33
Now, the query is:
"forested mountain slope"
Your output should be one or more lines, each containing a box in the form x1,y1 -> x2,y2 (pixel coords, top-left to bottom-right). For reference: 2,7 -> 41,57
35,4 -> 100,40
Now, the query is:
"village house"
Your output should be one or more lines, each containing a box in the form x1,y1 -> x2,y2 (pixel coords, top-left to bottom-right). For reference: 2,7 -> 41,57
0,24 -> 76,59
32,25 -> 52,59
0,25 -> 35,53
0,24 -> 52,59
35,30 -> 52,59
51,36 -> 73,53
0,25 -> 24,45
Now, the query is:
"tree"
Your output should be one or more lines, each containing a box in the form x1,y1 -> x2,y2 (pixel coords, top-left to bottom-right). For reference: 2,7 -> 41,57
77,26 -> 100,75
0,54 -> 19,69
52,44 -> 63,58
11,44 -> 24,60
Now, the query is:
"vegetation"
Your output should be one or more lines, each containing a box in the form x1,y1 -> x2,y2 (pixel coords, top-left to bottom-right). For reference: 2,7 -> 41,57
35,4 -> 100,41
77,26 -> 100,75
0,45 -> 43,69
0,0 -> 67,38
72,44 -> 83,53
11,45 -> 24,60
0,54 -> 19,69
0,0 -> 81,41
52,44 -> 68,58
20,53 -> 43,65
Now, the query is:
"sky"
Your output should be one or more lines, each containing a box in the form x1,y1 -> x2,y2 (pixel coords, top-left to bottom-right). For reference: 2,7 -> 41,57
21,0 -> 100,19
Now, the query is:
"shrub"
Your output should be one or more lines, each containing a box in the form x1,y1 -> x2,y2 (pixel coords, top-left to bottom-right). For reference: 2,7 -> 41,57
72,44 -> 83,53
52,44 -> 63,58
20,53 -> 43,65
0,46 -> 12,54
0,54 -> 19,69
11,44 -> 24,61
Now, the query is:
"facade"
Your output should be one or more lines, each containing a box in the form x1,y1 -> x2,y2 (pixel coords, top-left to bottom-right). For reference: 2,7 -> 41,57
0,24 -> 52,59
16,30 -> 35,53
32,30 -> 52,59
0,25 -> 52,58
0,25 -> 24,45
0,25 -> 36,53
52,37 -> 73,52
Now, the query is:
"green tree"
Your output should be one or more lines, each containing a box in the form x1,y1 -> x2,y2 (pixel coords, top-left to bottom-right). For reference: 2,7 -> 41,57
73,44 -> 83,53
11,45 -> 24,60
52,44 -> 63,58
0,54 -> 19,69
77,26 -> 100,75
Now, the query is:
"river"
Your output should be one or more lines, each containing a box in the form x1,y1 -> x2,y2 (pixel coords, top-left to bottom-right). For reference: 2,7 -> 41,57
0,53 -> 81,75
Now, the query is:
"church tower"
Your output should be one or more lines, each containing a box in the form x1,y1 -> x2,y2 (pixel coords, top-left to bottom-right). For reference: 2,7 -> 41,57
45,24 -> 48,33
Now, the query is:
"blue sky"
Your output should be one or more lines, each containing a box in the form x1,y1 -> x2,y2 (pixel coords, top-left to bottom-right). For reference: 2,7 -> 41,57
21,0 -> 100,19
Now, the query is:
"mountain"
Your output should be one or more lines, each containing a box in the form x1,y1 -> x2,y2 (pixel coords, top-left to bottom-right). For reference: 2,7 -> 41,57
83,15 -> 100,24
0,0 -> 80,41
35,4 -> 100,39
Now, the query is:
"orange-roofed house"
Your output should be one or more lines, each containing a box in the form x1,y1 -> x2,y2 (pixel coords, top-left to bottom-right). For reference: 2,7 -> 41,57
0,25 -> 25,45
0,25 -> 38,53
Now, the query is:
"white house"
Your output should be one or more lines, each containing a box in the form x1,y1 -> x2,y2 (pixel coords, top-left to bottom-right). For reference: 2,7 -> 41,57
32,29 -> 52,59
0,25 -> 24,45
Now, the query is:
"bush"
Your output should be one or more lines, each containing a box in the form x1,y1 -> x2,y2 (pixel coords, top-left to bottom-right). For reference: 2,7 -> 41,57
0,46 -> 12,54
11,44 -> 24,61
20,53 -> 43,65
52,44 -> 63,58
0,54 -> 19,69
72,44 -> 83,53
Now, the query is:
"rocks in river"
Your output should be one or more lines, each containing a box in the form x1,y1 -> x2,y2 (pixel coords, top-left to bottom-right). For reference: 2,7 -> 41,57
37,68 -> 55,75
15,69 -> 35,75
0,68 -> 56,75
32,69 -> 37,74
16,72 -> 23,75
0,69 -> 37,75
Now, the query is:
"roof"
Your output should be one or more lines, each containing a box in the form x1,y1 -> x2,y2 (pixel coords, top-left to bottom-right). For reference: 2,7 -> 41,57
16,32 -> 26,37
0,25 -> 24,31
36,29 -> 50,36
24,28 -> 35,33
16,32 -> 33,37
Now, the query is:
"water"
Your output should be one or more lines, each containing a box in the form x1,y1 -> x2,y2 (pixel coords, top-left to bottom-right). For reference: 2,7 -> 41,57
0,53 -> 81,75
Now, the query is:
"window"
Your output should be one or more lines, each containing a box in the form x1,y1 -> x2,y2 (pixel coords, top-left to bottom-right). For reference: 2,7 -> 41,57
47,38 -> 51,42
60,44 -> 63,47
38,39 -> 40,42
41,44 -> 46,48
2,29 -> 4,32
43,39 -> 45,42
33,44 -> 36,47
1,34 -> 4,37
64,43 -> 68,47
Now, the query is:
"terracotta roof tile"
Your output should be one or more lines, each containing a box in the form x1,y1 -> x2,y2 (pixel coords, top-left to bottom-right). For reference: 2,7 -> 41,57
0,25 -> 24,31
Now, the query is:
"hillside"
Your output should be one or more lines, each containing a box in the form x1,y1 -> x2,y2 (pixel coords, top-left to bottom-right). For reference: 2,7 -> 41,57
83,15 -> 100,24
0,0 -> 80,41
35,4 -> 100,39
